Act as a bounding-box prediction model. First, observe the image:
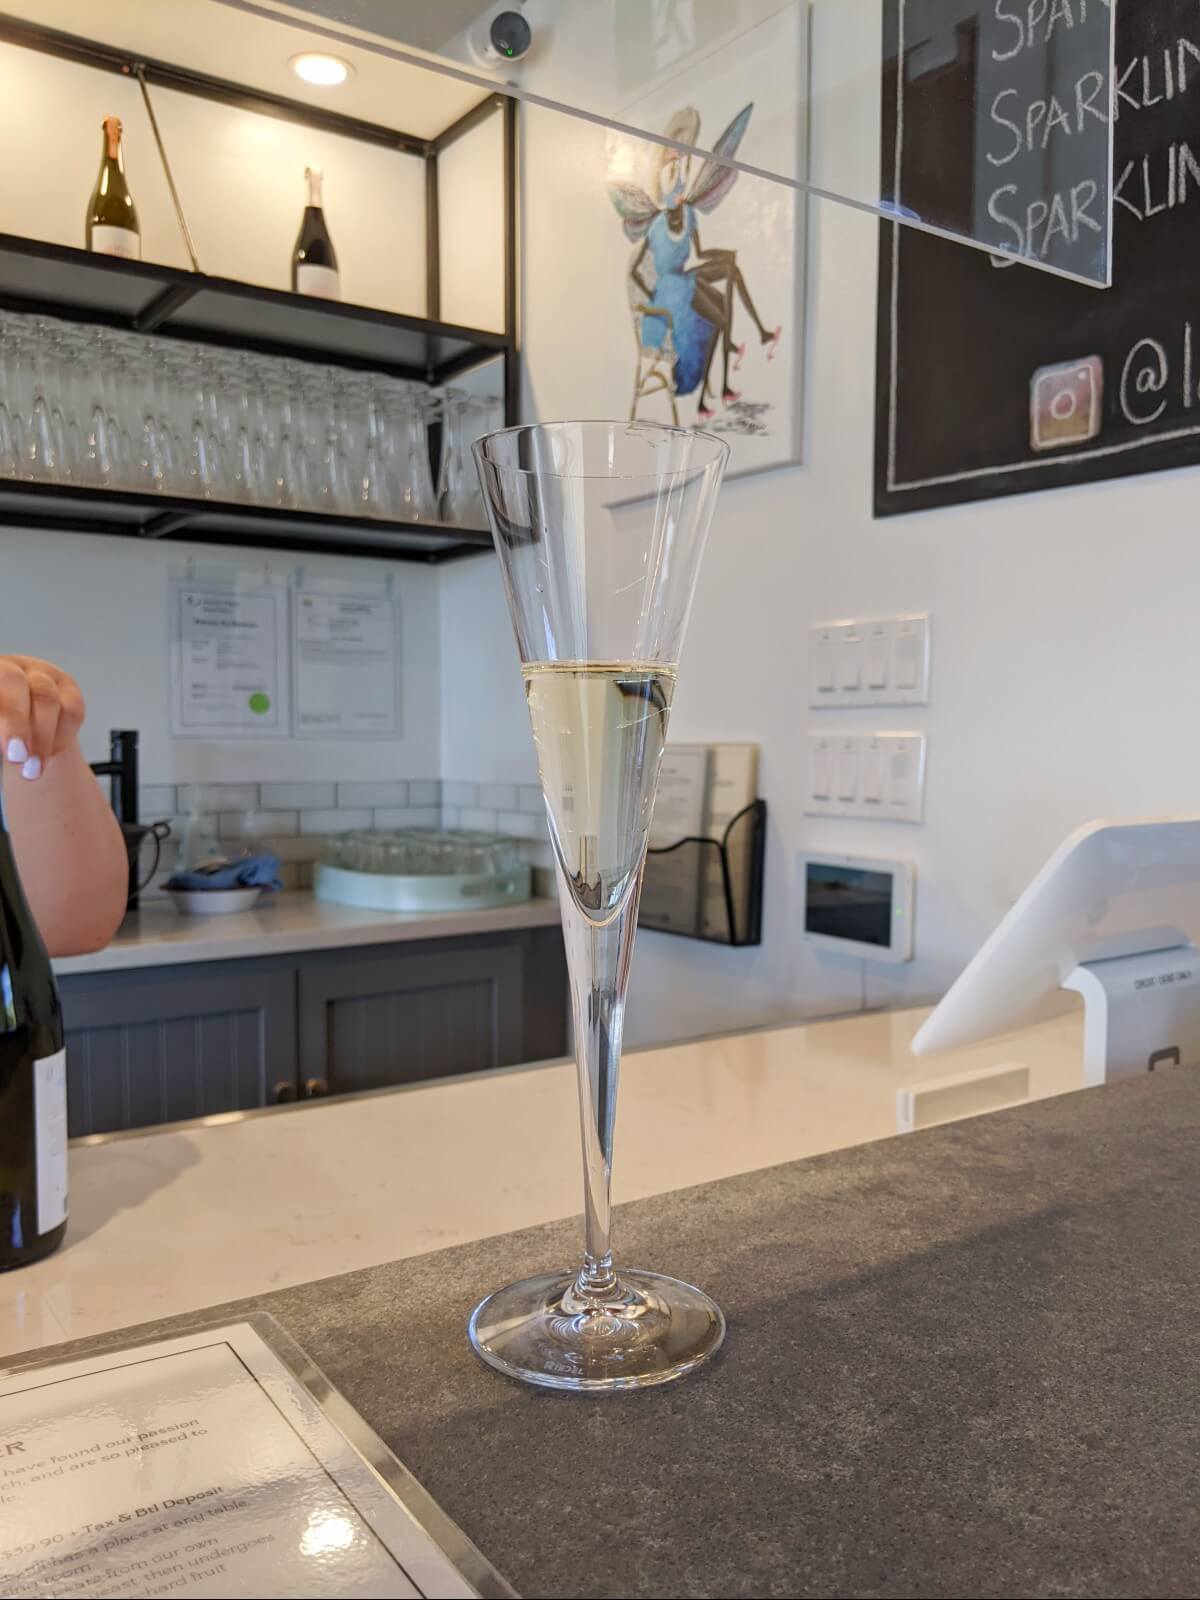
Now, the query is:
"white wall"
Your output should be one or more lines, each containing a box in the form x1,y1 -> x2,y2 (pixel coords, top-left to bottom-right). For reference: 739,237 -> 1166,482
440,81 -> 1200,1051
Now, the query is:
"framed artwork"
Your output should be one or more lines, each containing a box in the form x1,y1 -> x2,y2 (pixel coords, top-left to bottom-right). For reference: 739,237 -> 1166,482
602,4 -> 808,477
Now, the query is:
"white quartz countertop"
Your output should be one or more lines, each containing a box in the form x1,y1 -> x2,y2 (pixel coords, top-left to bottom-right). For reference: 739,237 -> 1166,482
52,891 -> 561,975
0,1002 -> 1086,1358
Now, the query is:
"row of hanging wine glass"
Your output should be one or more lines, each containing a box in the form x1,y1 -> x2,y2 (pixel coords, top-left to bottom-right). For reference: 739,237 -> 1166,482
0,309 -> 500,526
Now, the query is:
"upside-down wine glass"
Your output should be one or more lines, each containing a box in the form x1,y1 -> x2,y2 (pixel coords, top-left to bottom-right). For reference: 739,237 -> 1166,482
468,420 -> 729,1392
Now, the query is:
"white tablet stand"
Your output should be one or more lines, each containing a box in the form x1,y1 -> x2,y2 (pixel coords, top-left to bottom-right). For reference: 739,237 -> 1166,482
913,818 -> 1200,1085
1063,944 -> 1200,1086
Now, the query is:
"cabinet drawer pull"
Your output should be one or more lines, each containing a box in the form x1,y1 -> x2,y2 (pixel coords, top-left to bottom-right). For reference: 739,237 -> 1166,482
303,1077 -> 330,1099
273,1081 -> 298,1103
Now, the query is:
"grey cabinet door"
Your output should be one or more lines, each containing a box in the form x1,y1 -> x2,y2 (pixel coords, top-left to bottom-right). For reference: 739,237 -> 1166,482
298,938 -> 527,1095
59,964 -> 297,1137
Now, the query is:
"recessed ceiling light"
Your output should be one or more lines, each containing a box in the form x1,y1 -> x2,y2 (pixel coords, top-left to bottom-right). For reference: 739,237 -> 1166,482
291,53 -> 352,87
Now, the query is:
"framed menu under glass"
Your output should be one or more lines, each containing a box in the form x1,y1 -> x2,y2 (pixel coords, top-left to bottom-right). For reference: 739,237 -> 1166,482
0,1316 -> 513,1600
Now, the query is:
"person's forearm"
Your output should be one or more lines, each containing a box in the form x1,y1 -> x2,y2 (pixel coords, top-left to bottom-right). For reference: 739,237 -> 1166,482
5,740 -> 128,956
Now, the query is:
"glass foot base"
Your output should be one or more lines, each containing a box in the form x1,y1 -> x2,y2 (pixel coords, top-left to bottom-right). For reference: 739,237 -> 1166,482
467,1267 -> 725,1392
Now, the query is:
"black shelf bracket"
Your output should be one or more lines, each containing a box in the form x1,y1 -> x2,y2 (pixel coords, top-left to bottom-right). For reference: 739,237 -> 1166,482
139,511 -> 195,540
133,282 -> 199,333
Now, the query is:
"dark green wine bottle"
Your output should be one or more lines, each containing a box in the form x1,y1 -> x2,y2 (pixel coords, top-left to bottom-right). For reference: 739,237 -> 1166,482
0,784 -> 67,1269
86,115 -> 141,259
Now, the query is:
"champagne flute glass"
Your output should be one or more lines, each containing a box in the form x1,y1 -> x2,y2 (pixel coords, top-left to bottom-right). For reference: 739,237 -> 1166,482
0,317 -> 34,479
26,318 -> 60,482
122,336 -> 164,493
437,389 -> 474,524
57,324 -> 100,486
468,420 -> 728,1392
402,390 -> 438,521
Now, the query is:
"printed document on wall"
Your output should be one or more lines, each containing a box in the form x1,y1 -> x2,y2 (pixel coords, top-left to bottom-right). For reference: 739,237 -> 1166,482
169,579 -> 291,739
293,585 -> 401,738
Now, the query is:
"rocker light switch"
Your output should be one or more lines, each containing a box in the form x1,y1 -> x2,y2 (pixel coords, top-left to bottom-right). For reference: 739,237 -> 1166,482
860,742 -> 884,804
893,630 -> 920,691
836,741 -> 859,801
809,615 -> 930,707
805,733 -> 926,821
865,629 -> 889,690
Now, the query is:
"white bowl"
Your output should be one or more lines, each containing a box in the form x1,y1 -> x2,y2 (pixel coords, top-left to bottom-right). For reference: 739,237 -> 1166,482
167,887 -> 264,916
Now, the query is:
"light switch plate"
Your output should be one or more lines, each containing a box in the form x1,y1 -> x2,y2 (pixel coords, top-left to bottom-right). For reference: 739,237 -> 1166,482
805,732 -> 927,822
809,614 -> 931,708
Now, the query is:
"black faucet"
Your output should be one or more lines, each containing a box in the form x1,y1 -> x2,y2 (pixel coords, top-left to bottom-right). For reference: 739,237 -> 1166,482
90,730 -> 140,908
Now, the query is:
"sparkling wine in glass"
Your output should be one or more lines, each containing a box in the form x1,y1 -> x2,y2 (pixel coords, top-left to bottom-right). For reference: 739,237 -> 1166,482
469,420 -> 729,1392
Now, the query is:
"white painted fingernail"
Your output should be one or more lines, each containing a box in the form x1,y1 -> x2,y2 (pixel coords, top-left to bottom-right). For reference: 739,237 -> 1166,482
5,739 -> 27,764
20,757 -> 41,781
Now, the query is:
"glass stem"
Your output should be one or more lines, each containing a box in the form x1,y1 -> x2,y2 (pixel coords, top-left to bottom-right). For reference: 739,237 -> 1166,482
559,865 -> 644,1303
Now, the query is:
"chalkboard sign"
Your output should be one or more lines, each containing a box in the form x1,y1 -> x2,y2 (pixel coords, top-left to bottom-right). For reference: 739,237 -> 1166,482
875,0 -> 1200,516
879,0 -> 1113,283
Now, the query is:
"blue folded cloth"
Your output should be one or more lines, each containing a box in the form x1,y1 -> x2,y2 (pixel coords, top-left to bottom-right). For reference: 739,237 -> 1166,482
166,853 -> 283,892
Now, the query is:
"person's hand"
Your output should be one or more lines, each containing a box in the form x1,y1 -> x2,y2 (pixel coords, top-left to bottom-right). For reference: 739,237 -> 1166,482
0,655 -> 86,783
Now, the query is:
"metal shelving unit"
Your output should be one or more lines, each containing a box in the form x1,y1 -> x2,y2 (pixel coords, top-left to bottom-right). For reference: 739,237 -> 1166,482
0,13 -> 519,564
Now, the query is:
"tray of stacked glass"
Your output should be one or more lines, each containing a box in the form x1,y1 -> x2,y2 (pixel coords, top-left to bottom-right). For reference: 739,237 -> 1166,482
313,828 -> 533,912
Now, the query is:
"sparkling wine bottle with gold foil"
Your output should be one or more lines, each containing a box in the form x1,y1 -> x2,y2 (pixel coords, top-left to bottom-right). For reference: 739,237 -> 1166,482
86,115 -> 141,259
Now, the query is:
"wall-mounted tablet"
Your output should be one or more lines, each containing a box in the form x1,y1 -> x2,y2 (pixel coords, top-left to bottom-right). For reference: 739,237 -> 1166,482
803,853 -> 914,964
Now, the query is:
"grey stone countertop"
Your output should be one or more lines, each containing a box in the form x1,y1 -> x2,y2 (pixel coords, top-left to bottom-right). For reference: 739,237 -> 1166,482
51,890 -> 560,976
16,1066 -> 1200,1598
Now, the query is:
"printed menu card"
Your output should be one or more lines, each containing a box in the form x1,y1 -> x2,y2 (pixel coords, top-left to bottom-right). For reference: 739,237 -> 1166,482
0,1319 -> 511,1600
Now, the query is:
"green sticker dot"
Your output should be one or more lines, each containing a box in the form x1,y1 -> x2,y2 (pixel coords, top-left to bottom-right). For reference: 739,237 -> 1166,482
248,692 -> 271,715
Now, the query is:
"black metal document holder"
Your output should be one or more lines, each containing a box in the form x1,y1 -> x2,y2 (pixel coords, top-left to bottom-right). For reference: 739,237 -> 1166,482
640,800 -> 766,947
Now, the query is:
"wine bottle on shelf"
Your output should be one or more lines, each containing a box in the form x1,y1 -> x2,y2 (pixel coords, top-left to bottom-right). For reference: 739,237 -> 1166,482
0,782 -> 68,1270
292,166 -> 340,299
86,115 -> 141,259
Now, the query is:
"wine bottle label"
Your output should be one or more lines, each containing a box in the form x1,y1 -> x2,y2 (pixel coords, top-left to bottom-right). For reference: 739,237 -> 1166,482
295,263 -> 340,300
90,225 -> 141,260
34,1048 -> 67,1234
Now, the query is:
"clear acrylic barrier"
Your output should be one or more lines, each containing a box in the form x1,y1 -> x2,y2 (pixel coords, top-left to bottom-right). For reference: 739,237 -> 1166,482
218,0 -> 1116,284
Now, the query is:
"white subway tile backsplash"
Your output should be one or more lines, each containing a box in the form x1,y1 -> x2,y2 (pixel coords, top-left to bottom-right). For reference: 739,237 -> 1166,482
406,808 -> 442,828
495,810 -> 539,840
337,781 -> 409,808
265,835 -> 327,862
219,810 -> 299,840
138,785 -> 176,819
442,781 -> 479,807
179,784 -> 258,812
136,776 -> 575,900
300,808 -> 372,836
260,782 -> 336,810
459,807 -> 497,832
479,782 -> 517,810
217,812 -> 246,841
373,806 -> 441,829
